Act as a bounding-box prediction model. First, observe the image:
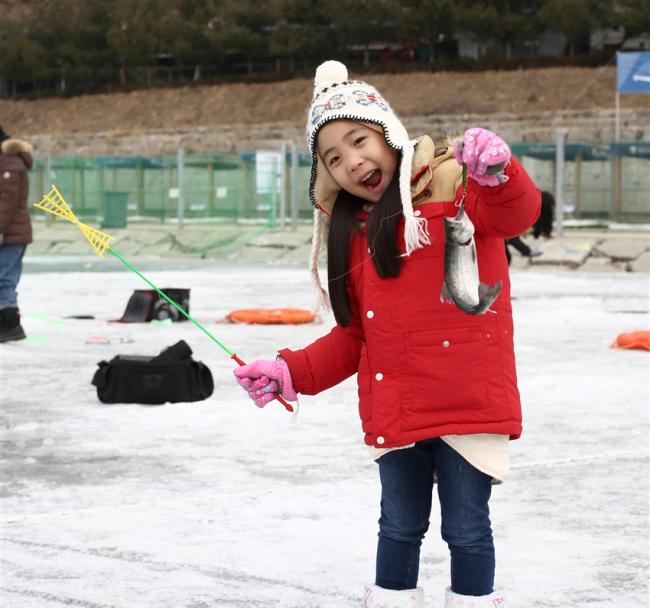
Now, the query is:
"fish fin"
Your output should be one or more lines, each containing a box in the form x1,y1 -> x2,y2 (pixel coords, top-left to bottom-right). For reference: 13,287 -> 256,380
440,281 -> 454,304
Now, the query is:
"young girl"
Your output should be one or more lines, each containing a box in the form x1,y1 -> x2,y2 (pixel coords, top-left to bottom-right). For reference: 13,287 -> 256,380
234,61 -> 540,608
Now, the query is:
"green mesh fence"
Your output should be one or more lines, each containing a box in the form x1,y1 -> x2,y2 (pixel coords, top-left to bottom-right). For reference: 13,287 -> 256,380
512,142 -> 650,220
29,144 -> 650,225
30,152 -> 314,225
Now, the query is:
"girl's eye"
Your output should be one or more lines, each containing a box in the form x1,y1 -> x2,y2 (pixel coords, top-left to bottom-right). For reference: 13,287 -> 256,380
328,155 -> 340,166
354,137 -> 366,146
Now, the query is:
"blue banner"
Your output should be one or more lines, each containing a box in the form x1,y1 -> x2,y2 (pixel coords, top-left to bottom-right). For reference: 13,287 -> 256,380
616,51 -> 650,93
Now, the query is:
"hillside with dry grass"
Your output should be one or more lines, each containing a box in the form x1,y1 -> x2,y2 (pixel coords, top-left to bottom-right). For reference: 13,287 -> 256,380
2,66 -> 648,154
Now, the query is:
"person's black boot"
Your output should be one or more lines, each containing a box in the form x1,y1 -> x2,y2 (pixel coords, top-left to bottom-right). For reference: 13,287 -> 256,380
0,307 -> 26,343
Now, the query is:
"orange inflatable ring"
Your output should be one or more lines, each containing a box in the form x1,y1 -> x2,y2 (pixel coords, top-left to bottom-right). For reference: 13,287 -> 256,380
611,330 -> 650,351
225,308 -> 317,325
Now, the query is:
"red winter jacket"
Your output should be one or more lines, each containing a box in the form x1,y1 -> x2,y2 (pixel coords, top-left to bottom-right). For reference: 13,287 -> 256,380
280,155 -> 540,448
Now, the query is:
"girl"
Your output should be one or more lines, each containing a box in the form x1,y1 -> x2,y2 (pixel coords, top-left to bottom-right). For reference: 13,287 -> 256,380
234,61 -> 540,608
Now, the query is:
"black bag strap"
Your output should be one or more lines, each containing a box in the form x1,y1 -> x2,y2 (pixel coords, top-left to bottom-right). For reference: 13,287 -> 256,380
151,340 -> 192,362
91,360 -> 110,390
193,361 -> 214,398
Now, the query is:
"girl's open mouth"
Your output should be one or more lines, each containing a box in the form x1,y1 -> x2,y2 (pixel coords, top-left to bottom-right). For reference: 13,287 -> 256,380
361,169 -> 382,189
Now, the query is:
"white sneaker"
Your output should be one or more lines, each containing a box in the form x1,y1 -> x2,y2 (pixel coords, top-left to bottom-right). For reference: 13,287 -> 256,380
443,587 -> 505,607
362,584 -> 425,608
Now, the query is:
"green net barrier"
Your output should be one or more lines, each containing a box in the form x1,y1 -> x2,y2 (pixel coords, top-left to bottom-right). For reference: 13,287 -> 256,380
30,152 -> 314,224
29,145 -> 649,223
512,142 -> 650,220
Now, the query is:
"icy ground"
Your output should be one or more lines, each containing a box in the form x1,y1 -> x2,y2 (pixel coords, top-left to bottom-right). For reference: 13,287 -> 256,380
1,262 -> 648,608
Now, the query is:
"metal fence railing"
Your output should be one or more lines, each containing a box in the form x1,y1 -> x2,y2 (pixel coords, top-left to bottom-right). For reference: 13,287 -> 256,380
30,148 -> 314,229
29,141 -> 650,228
513,141 -> 650,221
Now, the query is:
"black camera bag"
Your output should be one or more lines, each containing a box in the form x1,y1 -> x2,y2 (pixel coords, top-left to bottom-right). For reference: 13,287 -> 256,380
92,340 -> 214,405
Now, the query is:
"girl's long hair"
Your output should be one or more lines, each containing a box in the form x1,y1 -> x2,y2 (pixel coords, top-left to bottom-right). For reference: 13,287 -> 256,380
327,170 -> 403,326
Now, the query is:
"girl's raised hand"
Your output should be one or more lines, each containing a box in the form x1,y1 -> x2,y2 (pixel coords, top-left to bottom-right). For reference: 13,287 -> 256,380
233,358 -> 297,408
454,127 -> 511,187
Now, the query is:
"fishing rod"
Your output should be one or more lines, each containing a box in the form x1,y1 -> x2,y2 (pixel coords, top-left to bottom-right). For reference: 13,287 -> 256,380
34,185 -> 294,413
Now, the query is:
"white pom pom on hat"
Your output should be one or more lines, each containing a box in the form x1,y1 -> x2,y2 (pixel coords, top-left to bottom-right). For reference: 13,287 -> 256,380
313,60 -> 348,96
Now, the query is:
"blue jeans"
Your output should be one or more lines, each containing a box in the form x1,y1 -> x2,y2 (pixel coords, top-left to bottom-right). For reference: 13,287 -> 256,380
376,438 -> 494,595
0,245 -> 26,308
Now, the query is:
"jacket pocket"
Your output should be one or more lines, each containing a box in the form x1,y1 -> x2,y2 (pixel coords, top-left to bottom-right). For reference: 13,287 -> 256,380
404,325 -> 491,414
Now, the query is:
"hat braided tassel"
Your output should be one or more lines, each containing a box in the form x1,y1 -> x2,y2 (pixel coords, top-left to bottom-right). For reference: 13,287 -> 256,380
400,144 -> 430,255
310,208 -> 331,311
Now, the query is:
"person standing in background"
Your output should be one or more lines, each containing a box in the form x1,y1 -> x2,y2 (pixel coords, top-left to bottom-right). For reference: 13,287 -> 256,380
0,126 -> 33,343
505,189 -> 555,264
504,234 -> 540,264
532,190 -> 555,243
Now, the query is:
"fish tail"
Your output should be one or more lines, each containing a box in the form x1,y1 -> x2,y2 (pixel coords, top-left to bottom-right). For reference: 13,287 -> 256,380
478,281 -> 502,300
468,280 -> 503,315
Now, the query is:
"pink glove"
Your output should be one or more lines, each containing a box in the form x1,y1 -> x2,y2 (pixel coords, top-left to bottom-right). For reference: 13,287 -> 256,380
454,128 -> 511,187
233,358 -> 297,408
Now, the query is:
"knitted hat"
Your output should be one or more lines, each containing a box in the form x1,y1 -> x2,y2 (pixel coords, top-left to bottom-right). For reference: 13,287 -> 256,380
306,60 -> 429,310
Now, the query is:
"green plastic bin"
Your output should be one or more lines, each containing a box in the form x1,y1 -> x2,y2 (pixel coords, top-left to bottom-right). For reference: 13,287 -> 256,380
101,191 -> 129,228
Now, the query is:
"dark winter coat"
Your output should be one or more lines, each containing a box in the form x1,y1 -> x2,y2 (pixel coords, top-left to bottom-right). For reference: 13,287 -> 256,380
280,149 -> 541,449
0,138 -> 33,246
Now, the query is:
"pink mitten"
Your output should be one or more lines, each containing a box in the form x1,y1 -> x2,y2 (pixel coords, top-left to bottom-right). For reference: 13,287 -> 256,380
454,128 -> 511,187
233,358 -> 297,408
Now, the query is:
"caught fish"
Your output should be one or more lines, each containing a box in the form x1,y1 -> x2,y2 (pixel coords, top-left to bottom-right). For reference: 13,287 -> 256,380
440,205 -> 502,315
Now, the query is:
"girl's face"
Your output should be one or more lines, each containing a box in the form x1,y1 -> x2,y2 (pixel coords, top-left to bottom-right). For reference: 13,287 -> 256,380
317,120 -> 398,203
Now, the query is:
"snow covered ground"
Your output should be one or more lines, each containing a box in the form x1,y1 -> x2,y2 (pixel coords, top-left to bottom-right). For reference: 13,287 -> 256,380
1,261 -> 648,608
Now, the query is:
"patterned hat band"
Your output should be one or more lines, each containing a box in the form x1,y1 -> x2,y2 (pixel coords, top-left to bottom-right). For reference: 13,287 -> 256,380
309,87 -> 390,129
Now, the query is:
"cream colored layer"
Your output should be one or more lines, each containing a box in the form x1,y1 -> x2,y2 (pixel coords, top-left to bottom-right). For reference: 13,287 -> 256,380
368,434 -> 509,483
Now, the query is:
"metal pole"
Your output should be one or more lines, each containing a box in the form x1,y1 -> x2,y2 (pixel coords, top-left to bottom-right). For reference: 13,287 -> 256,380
574,153 -> 582,216
177,146 -> 185,228
45,155 -> 54,225
98,162 -> 105,225
269,157 -> 277,230
290,142 -> 298,231
279,142 -> 287,230
615,92 -> 620,143
554,129 -> 567,238
612,153 -> 622,221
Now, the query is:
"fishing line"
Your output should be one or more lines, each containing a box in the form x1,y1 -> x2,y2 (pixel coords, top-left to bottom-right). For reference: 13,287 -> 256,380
108,248 -> 233,356
511,448 -> 649,471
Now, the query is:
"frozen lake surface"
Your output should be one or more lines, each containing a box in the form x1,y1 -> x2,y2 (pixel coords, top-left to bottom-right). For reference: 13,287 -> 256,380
1,263 -> 648,607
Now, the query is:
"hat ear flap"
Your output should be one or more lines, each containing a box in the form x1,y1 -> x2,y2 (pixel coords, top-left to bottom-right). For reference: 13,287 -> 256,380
309,208 -> 331,311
